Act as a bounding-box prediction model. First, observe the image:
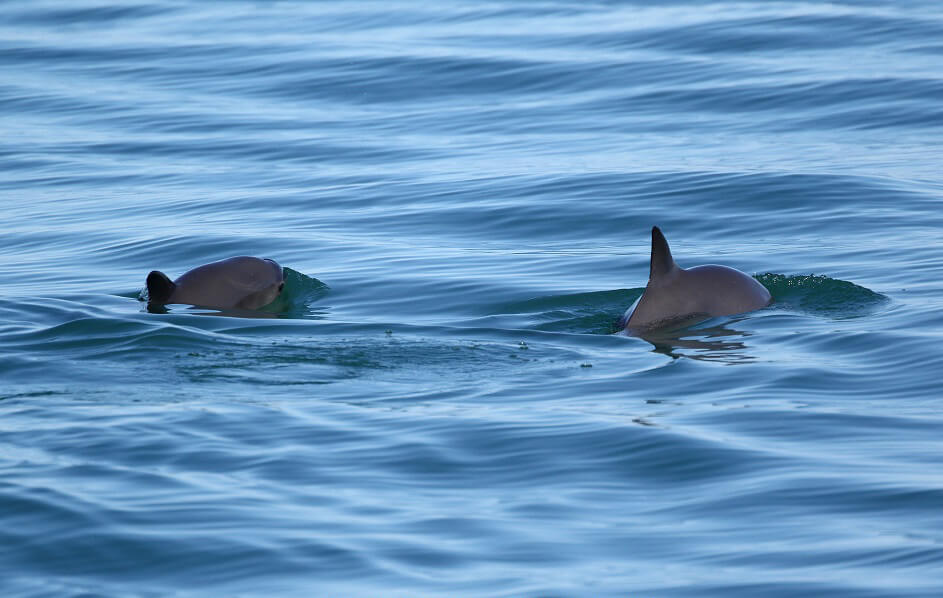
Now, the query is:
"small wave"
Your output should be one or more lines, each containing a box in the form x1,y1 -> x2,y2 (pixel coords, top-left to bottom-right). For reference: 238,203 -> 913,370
758,273 -> 887,319
259,267 -> 330,317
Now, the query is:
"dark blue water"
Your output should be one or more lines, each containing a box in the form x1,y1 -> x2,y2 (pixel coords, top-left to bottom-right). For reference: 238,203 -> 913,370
3,2 -> 943,596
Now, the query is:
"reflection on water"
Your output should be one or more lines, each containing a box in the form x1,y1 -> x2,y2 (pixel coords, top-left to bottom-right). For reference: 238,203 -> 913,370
639,318 -> 756,364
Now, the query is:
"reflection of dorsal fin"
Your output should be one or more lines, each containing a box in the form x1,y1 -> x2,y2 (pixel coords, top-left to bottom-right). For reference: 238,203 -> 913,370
146,271 -> 176,304
650,226 -> 676,280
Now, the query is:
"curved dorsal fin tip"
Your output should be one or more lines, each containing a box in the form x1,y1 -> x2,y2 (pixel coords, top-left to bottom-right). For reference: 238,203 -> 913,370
146,270 -> 176,304
649,225 -> 676,280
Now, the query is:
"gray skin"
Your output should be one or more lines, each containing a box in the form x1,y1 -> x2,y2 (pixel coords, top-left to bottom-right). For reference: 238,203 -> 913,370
146,256 -> 284,310
621,227 -> 771,332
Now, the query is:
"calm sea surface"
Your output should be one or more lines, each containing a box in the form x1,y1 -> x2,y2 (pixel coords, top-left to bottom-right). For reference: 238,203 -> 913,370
2,2 -> 943,597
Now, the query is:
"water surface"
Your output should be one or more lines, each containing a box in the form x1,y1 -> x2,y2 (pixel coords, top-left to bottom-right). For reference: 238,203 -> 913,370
2,2 -> 943,597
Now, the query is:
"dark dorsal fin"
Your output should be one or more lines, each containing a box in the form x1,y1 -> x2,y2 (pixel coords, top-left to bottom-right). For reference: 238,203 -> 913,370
649,226 -> 676,280
146,271 -> 176,304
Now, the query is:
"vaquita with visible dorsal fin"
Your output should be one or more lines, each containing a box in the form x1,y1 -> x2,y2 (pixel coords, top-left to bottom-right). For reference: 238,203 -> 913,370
146,256 -> 285,310
620,227 -> 771,333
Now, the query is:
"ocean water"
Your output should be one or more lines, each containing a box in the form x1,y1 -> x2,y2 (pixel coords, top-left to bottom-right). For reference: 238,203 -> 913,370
2,1 -> 943,596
